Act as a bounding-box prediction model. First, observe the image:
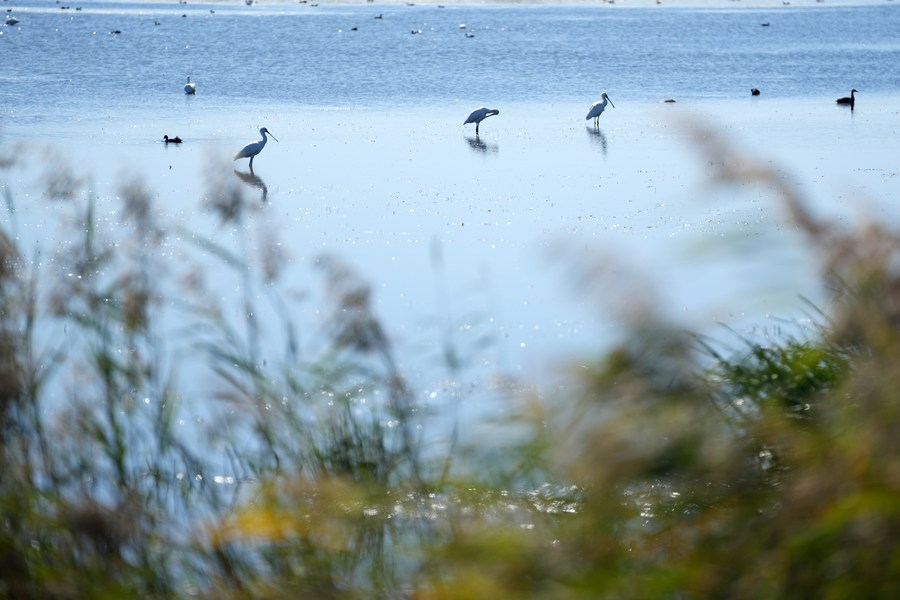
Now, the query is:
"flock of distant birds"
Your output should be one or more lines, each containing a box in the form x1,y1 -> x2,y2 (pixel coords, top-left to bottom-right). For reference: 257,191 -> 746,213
163,79 -> 610,171
5,5 -> 862,171
165,78 -> 860,173
163,77 -> 280,172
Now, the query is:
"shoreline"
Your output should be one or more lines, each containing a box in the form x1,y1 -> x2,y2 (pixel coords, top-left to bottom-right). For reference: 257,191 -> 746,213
11,0 -> 895,9
195,0 -> 894,7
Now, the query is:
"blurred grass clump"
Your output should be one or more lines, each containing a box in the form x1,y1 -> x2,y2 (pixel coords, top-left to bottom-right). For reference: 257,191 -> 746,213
2,127 -> 900,599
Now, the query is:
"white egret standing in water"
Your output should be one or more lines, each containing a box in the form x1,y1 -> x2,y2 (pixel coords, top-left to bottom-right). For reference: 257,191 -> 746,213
585,92 -> 615,126
464,107 -> 500,135
234,127 -> 278,171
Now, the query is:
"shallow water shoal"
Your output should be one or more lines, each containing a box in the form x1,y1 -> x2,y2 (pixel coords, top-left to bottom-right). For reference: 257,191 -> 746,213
6,96 -> 899,371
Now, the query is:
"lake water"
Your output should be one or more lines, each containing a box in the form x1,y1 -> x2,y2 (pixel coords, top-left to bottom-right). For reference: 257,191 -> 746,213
2,0 -> 900,428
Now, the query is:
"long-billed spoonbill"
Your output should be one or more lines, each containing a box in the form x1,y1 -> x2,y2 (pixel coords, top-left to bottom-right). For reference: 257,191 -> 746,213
234,127 -> 278,171
184,77 -> 196,95
464,107 -> 499,135
836,88 -> 857,108
586,93 -> 615,126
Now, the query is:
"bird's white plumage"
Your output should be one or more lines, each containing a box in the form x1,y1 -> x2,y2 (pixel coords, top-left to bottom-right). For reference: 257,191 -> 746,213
234,127 -> 278,170
585,93 -> 615,124
464,107 -> 499,134
465,107 -> 499,125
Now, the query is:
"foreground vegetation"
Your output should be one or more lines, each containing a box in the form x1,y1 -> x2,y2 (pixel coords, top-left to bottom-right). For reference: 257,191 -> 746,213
2,128 -> 900,598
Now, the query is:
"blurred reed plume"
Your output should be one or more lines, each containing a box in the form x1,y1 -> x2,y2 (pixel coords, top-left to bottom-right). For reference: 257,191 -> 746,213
2,121 -> 900,599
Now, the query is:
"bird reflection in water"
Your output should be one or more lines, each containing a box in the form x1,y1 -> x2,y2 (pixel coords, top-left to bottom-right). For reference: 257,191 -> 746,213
585,126 -> 608,156
234,169 -> 269,203
464,134 -> 499,155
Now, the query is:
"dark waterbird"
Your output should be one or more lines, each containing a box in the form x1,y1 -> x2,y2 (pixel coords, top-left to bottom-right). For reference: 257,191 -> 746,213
751,88 -> 760,96
836,89 -> 858,108
464,107 -> 500,135
163,135 -> 182,144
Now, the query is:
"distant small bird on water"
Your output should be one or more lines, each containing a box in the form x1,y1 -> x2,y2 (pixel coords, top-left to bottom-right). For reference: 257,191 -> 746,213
836,88 -> 858,108
751,87 -> 760,96
163,135 -> 182,144
586,93 -> 615,126
464,107 -> 500,135
234,127 -> 278,171
184,76 -> 196,95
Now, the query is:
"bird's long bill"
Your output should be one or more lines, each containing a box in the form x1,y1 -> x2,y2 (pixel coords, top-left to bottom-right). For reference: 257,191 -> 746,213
608,97 -> 615,108
269,132 -> 279,142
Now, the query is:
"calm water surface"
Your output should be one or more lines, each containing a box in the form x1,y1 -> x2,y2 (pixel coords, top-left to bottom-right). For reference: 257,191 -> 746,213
2,1 -> 900,428
4,1 -> 900,124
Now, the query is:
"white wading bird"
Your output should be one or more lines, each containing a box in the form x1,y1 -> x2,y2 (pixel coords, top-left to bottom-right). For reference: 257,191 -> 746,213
234,127 -> 278,171
585,92 -> 615,126
464,107 -> 499,135
184,76 -> 196,95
